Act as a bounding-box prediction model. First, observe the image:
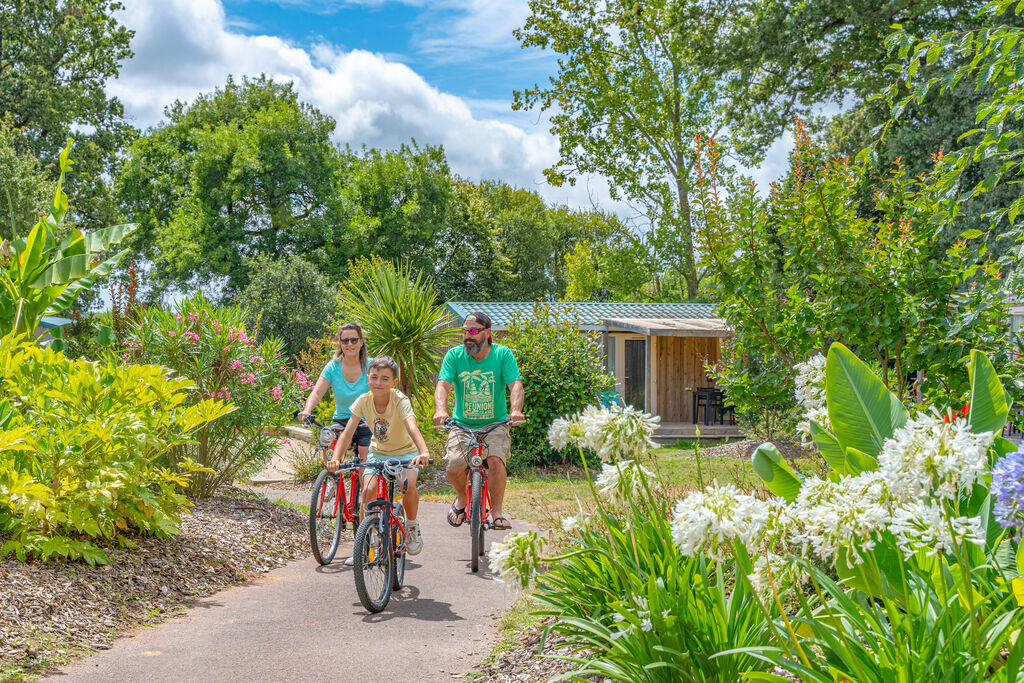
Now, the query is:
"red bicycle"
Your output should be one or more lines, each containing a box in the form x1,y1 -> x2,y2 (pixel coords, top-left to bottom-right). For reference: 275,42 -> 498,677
305,416 -> 362,565
438,418 -> 519,573
352,457 -> 431,613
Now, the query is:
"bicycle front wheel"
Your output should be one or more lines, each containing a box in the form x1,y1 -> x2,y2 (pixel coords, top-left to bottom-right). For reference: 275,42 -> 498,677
353,513 -> 392,613
469,470 -> 482,573
309,469 -> 342,565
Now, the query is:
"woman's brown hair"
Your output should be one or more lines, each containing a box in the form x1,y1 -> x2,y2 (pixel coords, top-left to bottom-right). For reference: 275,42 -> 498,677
333,322 -> 367,371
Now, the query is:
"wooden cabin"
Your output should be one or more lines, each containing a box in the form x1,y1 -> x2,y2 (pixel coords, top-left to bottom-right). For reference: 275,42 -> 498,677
445,302 -> 741,441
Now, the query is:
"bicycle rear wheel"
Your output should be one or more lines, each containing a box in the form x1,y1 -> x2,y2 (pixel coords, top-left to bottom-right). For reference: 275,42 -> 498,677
353,513 -> 392,613
309,469 -> 342,565
391,502 -> 406,590
469,470 -> 482,573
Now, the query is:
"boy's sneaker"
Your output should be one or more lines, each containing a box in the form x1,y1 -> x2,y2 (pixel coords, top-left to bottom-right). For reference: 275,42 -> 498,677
344,555 -> 354,566
406,520 -> 423,556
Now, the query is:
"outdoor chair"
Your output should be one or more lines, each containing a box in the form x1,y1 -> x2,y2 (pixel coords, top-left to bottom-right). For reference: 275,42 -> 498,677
599,389 -> 626,410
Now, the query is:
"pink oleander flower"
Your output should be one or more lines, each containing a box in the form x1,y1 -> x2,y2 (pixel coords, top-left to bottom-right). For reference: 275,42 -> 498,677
281,438 -> 291,446
185,331 -> 200,342
231,360 -> 243,370
122,352 -> 130,360
240,372 -> 256,384
271,384 -> 282,401
168,330 -> 176,338
251,356 -> 263,364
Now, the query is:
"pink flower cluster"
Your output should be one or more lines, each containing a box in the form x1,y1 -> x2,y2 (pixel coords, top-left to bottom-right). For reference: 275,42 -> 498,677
211,387 -> 232,399
240,372 -> 256,385
271,384 -> 282,401
231,360 -> 243,370
250,356 -> 264,365
293,369 -> 313,390
184,331 -> 200,342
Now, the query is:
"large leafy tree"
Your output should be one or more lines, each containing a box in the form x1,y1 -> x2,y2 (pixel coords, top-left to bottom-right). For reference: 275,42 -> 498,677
694,124 -> 1014,417
514,0 -> 722,299
0,122 -> 53,240
0,0 -> 135,228
704,0 -> 987,160
117,76 -> 346,298
340,142 -> 458,276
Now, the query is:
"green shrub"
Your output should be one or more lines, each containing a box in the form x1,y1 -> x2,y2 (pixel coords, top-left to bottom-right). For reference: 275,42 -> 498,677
124,293 -> 303,496
295,332 -> 337,424
0,334 -> 229,565
503,303 -> 613,470
235,254 -> 341,360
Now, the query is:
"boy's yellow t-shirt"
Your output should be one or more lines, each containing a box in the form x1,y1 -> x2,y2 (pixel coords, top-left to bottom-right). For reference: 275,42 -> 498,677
349,388 -> 416,456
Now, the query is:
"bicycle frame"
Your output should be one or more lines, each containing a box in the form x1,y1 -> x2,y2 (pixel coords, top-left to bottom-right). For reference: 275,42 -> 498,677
309,418 -> 362,527
465,442 -> 492,529
365,470 -> 406,558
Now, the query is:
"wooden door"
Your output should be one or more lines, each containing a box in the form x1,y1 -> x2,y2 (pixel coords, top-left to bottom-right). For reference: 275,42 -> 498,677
624,339 -> 646,410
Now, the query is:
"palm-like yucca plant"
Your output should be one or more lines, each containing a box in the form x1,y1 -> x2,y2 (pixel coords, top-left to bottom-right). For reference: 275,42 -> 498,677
340,256 -> 456,399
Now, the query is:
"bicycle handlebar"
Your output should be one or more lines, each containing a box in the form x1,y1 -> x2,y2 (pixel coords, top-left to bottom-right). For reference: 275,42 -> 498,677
436,417 -> 524,437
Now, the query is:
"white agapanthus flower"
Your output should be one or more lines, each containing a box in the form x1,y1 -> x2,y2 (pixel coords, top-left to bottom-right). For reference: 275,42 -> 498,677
488,531 -> 544,590
748,552 -> 808,597
595,460 -> 655,499
561,515 -> 582,532
794,354 -> 829,444
671,484 -> 789,558
877,412 -> 993,501
888,500 -> 985,559
789,472 -> 893,564
547,404 -> 660,461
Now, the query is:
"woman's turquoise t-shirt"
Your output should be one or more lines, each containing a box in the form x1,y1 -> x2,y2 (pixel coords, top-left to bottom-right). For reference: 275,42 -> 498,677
319,360 -> 369,421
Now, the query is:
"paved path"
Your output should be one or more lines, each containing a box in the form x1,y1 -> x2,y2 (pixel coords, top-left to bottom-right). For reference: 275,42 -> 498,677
46,496 -> 525,682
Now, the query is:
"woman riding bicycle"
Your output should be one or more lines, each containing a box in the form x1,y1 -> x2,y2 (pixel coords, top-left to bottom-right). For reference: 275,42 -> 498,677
297,322 -> 373,460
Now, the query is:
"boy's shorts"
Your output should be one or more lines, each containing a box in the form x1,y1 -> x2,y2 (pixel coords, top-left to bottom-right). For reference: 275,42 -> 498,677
366,449 -> 419,465
444,424 -> 511,472
332,417 -> 372,448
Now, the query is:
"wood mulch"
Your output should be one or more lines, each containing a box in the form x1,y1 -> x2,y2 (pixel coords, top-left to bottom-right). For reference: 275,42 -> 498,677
0,489 -> 307,680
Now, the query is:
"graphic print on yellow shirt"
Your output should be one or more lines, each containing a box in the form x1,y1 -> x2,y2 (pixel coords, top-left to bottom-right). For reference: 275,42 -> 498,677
350,388 -> 415,456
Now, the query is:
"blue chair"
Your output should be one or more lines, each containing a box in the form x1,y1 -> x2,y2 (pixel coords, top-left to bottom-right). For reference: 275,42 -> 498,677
598,389 -> 625,409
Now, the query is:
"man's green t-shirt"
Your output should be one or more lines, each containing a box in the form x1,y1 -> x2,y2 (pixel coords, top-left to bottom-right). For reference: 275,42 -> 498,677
439,342 -> 521,428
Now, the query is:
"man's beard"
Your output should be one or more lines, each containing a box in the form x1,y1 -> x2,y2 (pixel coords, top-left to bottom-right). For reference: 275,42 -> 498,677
464,339 -> 483,355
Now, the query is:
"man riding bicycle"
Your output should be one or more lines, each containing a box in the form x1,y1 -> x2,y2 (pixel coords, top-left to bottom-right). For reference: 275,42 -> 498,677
433,312 -> 524,531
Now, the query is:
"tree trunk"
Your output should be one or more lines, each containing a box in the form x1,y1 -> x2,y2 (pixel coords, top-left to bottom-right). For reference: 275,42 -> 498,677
670,64 -> 698,300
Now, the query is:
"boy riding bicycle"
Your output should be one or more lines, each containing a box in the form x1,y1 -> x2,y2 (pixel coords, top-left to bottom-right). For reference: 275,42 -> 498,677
330,356 -> 431,555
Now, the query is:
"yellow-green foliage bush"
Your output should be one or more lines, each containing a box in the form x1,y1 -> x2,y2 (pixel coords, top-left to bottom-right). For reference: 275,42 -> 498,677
0,334 -> 230,564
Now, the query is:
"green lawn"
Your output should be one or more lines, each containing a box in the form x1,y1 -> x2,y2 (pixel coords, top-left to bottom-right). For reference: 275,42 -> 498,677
420,443 -> 822,528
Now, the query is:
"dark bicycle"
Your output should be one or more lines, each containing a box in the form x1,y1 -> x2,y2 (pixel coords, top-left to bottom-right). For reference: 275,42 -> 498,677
352,457 -> 431,613
305,415 -> 363,565
438,418 -> 521,573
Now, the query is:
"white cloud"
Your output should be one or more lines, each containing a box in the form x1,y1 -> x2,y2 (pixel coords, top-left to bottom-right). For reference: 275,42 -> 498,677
111,0 -> 616,211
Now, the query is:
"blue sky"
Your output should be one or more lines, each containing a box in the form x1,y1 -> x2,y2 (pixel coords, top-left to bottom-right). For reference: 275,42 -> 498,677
109,0 -> 787,216
220,0 -> 539,104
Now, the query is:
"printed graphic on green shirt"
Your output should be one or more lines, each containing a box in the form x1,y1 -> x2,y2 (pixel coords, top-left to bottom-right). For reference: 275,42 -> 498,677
459,369 -> 496,421
373,418 -> 390,442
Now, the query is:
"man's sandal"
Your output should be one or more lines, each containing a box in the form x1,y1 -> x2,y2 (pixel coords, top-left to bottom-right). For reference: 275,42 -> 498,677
447,500 -> 466,527
492,516 -> 511,530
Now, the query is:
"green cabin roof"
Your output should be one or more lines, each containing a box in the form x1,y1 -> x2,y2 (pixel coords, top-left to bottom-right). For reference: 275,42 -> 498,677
446,301 -> 718,331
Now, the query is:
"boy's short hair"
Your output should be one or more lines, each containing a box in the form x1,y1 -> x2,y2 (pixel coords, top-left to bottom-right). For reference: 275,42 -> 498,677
367,355 -> 399,377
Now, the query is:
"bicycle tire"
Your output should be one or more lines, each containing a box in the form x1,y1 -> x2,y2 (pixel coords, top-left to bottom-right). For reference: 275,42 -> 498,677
353,513 -> 392,613
391,502 -> 406,590
470,470 -> 482,573
309,469 -> 342,565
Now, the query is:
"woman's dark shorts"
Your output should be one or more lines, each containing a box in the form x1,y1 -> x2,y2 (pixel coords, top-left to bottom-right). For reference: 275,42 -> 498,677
332,417 -> 372,449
